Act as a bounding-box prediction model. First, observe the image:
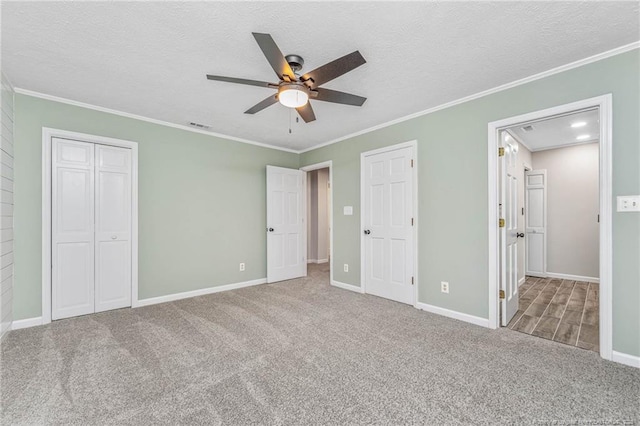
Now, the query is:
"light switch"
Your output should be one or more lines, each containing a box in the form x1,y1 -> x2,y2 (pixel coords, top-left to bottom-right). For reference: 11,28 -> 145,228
617,195 -> 640,212
343,206 -> 353,216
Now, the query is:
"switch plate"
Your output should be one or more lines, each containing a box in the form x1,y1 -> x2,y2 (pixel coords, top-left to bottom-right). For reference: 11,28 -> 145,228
441,281 -> 449,294
343,206 -> 353,216
617,195 -> 640,212
343,264 -> 349,272
239,263 -> 245,272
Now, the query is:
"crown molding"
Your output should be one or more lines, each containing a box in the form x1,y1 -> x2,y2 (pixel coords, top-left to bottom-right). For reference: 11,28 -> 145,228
12,41 -> 639,155
299,41 -> 640,154
13,88 -> 299,154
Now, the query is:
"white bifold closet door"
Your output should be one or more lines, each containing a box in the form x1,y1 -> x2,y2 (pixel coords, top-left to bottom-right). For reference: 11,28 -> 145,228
52,138 -> 132,320
94,144 -> 132,313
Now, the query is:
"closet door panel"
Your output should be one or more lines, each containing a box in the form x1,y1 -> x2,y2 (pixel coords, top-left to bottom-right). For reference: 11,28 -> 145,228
51,139 -> 95,320
94,145 -> 132,312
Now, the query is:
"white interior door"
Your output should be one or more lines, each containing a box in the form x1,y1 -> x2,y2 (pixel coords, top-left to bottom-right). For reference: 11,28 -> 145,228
52,138 -> 95,320
525,169 -> 547,277
95,145 -> 132,312
266,166 -> 306,283
362,145 -> 414,305
500,138 -> 519,326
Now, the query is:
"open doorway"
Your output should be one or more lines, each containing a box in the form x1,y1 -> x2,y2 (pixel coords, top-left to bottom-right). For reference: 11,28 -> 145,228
502,110 -> 601,351
488,95 -> 612,360
300,161 -> 333,284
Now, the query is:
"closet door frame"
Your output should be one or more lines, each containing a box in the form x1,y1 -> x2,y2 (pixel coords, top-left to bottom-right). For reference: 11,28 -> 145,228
42,128 -> 138,325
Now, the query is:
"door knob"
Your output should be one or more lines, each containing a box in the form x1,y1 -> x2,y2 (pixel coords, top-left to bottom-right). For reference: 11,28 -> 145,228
517,233 -> 525,238
364,229 -> 371,235
111,235 -> 117,240
267,228 -> 274,232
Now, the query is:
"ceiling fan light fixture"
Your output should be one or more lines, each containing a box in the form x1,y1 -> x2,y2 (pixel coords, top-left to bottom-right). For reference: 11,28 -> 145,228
278,84 -> 309,108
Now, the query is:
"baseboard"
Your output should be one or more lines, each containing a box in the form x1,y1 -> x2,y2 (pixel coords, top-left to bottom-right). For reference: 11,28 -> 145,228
331,280 -> 364,294
307,259 -> 329,264
526,273 -> 547,279
518,276 -> 525,286
11,317 -> 43,330
612,351 -> 640,368
135,278 -> 267,307
416,302 -> 490,328
546,272 -> 599,283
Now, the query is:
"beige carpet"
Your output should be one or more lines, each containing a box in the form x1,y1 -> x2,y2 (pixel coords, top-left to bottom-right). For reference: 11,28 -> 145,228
2,263 -> 638,425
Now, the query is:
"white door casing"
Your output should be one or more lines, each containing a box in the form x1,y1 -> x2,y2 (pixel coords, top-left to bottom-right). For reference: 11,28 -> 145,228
52,138 -> 96,320
525,169 -> 547,277
500,135 -> 519,326
362,144 -> 415,305
266,165 -> 306,283
94,145 -> 132,312
487,95 -> 612,362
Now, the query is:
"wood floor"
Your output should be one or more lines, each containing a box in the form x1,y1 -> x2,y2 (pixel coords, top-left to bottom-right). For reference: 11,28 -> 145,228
507,276 -> 599,352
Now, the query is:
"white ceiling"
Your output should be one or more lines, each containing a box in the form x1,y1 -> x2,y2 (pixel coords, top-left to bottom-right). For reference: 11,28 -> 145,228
2,2 -> 638,151
507,109 -> 600,151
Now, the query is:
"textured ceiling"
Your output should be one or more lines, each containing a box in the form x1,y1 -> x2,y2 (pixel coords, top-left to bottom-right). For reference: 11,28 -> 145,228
508,109 -> 600,151
2,2 -> 638,151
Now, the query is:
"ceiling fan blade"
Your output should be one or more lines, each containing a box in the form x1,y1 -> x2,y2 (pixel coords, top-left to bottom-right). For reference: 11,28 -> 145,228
206,75 -> 276,88
301,51 -> 366,89
296,102 -> 316,123
252,33 -> 296,81
314,88 -> 366,107
244,94 -> 279,114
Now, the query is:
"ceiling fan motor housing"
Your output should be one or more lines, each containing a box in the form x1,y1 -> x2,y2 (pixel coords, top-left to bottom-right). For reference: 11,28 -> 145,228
285,54 -> 304,72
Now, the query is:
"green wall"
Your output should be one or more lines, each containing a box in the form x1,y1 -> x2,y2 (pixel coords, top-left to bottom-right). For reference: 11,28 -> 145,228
13,95 -> 298,320
12,49 -> 640,358
300,49 -> 640,357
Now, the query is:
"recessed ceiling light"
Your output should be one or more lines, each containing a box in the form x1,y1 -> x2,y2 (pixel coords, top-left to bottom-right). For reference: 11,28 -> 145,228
571,121 -> 587,128
576,134 -> 591,141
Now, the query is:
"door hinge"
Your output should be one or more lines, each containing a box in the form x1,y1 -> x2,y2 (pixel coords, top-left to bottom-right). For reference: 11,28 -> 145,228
411,276 -> 414,285
498,147 -> 505,157
411,217 -> 414,226
499,290 -> 505,299
499,218 -> 505,228
410,159 -> 414,168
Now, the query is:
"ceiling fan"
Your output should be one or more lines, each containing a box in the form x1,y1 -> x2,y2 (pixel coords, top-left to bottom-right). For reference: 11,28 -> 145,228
206,32 -> 367,123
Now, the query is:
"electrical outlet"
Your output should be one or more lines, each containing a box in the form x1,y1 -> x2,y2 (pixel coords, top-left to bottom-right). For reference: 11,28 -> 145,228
344,264 -> 349,272
617,195 -> 640,212
239,263 -> 245,272
441,281 -> 449,294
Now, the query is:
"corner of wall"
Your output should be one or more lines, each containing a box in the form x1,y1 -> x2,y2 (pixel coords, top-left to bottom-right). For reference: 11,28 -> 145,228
0,71 -> 15,338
